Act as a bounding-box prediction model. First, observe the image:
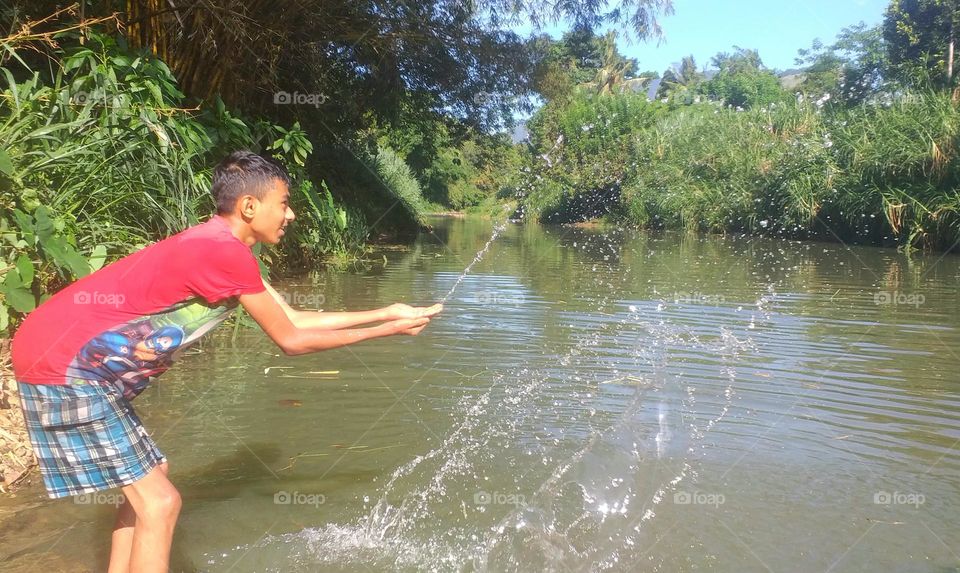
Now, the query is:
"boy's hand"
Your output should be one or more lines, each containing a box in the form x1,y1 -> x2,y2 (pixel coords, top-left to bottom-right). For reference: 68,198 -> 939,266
386,316 -> 431,336
387,303 -> 443,320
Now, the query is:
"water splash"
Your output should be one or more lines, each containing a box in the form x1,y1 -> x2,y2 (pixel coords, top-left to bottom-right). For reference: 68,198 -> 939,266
440,223 -> 507,303
206,294 -> 761,572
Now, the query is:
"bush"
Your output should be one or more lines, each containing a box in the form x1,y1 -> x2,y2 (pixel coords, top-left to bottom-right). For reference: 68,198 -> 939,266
0,32 -> 350,332
520,87 -> 960,252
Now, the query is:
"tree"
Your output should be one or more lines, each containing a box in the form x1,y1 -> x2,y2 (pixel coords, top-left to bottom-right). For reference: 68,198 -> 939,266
594,31 -> 639,95
4,0 -> 674,133
528,27 -> 648,101
701,47 -> 785,108
884,0 -> 960,88
528,26 -> 606,102
656,54 -> 703,99
796,23 -> 888,105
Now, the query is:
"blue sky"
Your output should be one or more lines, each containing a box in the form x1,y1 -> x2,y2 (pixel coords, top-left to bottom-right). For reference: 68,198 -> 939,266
514,0 -> 890,74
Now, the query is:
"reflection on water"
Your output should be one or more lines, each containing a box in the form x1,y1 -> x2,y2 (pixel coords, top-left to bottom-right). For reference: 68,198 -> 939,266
1,216 -> 959,572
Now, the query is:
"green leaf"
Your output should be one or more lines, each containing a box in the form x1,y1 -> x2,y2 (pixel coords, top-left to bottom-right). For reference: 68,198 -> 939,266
145,80 -> 164,104
63,50 -> 94,71
3,285 -> 35,313
15,254 -> 33,284
2,267 -> 22,289
0,302 -> 8,332
89,244 -> 108,271
33,207 -> 54,242
0,148 -> 13,176
26,123 -> 71,139
43,236 -> 92,278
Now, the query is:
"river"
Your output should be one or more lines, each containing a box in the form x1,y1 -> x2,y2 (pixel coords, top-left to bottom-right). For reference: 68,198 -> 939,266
1,215 -> 959,572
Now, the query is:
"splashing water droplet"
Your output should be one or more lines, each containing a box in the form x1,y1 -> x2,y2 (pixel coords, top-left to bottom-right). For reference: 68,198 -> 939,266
440,223 -> 507,303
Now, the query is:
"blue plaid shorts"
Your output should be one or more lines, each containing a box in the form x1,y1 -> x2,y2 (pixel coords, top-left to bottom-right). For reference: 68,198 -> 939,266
17,380 -> 166,499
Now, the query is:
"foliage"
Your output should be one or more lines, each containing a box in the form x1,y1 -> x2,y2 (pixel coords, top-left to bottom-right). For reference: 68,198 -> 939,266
883,0 -> 960,88
3,0 -> 673,135
371,146 -> 431,226
0,31 -> 352,333
656,55 -> 702,99
796,23 -> 889,105
520,90 -> 960,252
700,48 -> 787,109
523,91 -> 666,221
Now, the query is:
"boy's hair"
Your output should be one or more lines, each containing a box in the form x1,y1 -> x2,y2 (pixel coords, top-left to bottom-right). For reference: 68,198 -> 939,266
211,151 -> 291,214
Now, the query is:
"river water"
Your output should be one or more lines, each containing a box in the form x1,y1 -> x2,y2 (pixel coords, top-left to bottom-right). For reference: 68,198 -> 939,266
1,215 -> 959,572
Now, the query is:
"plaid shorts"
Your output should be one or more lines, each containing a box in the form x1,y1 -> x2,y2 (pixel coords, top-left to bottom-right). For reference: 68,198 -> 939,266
17,380 -> 166,499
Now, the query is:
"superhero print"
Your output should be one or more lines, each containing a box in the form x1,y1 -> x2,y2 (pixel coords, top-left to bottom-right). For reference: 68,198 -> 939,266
68,298 -> 237,399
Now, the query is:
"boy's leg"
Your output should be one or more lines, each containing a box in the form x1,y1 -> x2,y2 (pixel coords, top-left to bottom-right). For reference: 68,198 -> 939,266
111,463 -> 181,573
108,462 -> 169,573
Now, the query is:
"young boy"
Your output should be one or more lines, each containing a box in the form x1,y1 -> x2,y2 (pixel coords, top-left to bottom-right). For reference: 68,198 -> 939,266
11,151 -> 442,573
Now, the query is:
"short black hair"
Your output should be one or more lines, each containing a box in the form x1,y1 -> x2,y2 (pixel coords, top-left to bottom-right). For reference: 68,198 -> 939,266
211,151 -> 291,214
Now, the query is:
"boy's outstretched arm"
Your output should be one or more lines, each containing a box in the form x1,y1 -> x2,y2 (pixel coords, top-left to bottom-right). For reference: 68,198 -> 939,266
261,279 -> 441,330
239,290 -> 438,356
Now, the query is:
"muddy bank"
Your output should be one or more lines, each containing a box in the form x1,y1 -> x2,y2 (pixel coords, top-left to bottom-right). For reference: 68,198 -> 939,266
0,339 -> 36,493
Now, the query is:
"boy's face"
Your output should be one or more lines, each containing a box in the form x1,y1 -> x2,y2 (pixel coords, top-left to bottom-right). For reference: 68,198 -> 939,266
248,178 -> 296,245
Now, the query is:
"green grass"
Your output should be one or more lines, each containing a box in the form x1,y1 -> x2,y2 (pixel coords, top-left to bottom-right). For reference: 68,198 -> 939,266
521,89 -> 960,252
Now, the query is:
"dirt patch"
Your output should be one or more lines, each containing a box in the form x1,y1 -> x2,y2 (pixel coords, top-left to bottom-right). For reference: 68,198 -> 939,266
427,211 -> 467,218
0,338 -> 36,493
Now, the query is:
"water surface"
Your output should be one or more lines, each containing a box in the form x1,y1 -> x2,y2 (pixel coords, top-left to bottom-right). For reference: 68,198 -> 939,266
2,216 -> 959,572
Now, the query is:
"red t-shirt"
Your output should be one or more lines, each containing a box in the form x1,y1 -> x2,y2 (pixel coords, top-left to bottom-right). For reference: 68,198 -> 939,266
11,216 -> 265,398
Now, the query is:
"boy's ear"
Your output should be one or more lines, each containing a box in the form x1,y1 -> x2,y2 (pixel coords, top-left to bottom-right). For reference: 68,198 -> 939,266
238,194 -> 259,218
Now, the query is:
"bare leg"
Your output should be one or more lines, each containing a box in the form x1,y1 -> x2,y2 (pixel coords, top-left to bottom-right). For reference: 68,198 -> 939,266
109,463 -> 180,573
108,463 -> 169,573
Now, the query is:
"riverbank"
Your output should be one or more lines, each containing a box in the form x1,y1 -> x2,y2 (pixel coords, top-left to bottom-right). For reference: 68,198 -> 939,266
0,341 -> 34,494
521,91 -> 960,253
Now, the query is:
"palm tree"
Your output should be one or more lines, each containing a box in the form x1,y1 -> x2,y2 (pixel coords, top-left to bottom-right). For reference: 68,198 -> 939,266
656,55 -> 703,98
594,31 -> 636,95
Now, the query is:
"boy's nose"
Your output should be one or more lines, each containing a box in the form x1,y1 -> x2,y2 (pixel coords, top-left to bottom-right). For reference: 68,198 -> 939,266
286,207 -> 296,222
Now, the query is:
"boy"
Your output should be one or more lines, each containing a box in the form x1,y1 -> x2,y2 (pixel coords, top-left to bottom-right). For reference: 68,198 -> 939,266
11,151 -> 442,573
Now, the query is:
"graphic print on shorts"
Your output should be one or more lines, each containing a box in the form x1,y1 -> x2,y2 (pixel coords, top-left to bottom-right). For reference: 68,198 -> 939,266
67,298 -> 237,399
